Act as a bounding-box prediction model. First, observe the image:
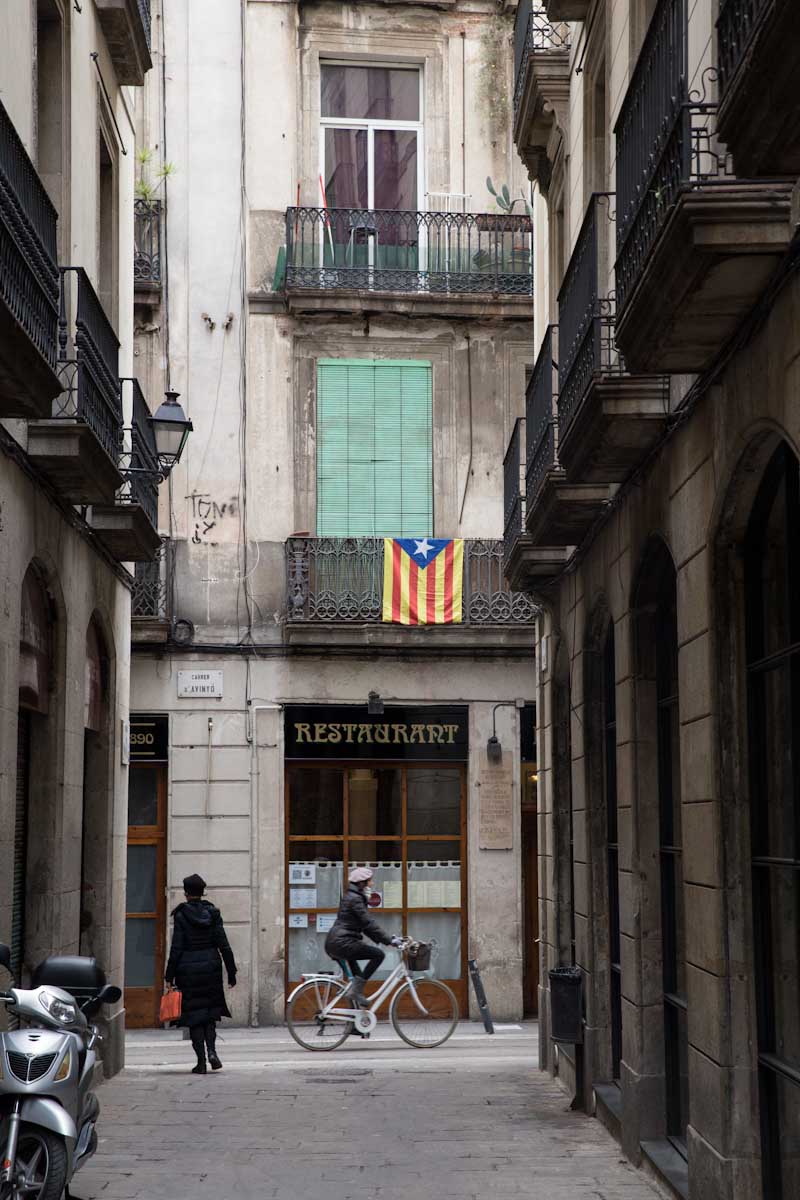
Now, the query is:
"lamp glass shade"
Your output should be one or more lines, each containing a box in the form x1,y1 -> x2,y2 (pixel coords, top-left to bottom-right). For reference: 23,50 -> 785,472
150,391 -> 193,465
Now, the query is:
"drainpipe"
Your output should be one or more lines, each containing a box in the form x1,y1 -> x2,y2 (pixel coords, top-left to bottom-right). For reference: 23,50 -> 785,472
459,329 -> 474,525
246,704 -> 281,1028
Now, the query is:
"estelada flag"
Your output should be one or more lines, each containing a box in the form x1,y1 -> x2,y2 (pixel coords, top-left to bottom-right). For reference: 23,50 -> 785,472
382,538 -> 464,625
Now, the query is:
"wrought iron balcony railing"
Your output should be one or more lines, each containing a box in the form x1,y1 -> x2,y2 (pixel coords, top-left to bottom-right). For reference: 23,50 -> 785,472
513,1 -> 571,118
134,198 -> 161,288
525,326 -> 560,506
716,0 -> 768,100
557,194 -> 623,440
55,267 -> 123,464
118,377 -> 159,529
133,537 -> 172,619
503,418 -> 526,566
286,538 -> 537,625
0,98 -> 59,371
615,0 -> 732,315
284,208 -> 533,297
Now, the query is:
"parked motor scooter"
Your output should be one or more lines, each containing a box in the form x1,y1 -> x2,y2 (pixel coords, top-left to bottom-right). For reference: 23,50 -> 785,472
0,943 -> 121,1200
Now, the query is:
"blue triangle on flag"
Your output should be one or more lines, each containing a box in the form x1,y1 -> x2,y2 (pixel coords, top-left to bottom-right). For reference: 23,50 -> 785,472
396,538 -> 451,568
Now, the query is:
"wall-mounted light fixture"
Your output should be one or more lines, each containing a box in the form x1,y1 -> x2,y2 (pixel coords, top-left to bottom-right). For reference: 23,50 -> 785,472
150,390 -> 193,473
485,698 -> 527,764
367,690 -> 384,715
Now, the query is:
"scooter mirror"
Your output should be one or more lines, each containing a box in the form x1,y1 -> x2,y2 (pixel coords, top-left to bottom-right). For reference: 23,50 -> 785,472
82,983 -> 122,1016
0,944 -> 11,973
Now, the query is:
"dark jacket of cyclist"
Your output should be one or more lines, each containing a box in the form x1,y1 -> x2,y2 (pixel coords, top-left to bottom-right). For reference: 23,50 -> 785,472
325,867 -> 400,1006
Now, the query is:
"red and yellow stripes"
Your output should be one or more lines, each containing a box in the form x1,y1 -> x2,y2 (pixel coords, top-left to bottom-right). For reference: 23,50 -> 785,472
382,539 -> 463,624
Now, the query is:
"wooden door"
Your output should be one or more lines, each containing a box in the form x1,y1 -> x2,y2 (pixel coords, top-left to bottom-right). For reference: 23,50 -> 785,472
125,763 -> 167,1027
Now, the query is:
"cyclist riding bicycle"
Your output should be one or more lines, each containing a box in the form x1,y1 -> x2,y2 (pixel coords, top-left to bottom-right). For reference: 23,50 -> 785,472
325,866 -> 403,1007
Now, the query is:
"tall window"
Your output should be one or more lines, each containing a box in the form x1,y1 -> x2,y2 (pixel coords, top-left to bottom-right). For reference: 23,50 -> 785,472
655,554 -> 688,1151
316,359 -> 432,537
604,625 -> 622,1082
744,443 -> 800,1200
321,64 -> 422,210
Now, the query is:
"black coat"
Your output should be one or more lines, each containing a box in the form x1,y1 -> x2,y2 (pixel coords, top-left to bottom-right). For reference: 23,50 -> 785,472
325,885 -> 392,960
165,900 -> 237,1028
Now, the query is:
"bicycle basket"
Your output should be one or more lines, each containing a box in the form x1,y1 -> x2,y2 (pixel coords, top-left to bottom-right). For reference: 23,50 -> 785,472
407,941 -> 432,972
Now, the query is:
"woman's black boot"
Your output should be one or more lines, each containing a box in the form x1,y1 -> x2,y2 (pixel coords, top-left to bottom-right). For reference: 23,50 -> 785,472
190,1025 -> 207,1074
205,1022 -> 222,1071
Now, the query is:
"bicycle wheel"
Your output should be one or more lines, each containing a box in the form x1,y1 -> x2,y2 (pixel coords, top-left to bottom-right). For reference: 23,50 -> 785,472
286,978 -> 353,1051
390,978 -> 459,1049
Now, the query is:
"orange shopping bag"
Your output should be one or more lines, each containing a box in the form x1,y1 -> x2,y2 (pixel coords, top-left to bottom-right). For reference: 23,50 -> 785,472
159,988 -> 182,1024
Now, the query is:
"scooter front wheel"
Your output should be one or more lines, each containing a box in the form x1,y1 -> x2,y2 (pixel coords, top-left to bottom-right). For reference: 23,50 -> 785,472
8,1128 -> 68,1200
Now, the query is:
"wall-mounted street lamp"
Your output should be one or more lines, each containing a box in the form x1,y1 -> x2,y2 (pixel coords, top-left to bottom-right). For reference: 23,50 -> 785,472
150,390 -> 193,475
486,698 -> 527,764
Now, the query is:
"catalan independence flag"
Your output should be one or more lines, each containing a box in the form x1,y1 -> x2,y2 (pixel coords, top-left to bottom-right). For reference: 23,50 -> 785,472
382,538 -> 464,625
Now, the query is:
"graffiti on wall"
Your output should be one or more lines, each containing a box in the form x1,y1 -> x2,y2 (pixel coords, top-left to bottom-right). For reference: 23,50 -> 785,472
188,491 -> 239,544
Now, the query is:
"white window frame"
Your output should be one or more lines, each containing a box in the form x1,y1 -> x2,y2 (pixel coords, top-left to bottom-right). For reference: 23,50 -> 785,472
319,60 -> 425,212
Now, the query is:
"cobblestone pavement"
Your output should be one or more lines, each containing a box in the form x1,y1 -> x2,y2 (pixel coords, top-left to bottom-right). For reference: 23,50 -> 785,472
78,1023 -> 661,1200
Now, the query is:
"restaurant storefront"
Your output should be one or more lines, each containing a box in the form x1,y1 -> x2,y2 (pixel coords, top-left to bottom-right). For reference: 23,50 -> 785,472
284,704 -> 469,1013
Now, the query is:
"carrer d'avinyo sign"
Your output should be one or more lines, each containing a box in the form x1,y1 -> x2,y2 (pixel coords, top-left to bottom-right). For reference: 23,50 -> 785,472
284,704 -> 469,761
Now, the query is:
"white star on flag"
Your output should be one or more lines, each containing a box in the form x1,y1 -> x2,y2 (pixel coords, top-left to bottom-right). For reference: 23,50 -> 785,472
413,538 -> 434,559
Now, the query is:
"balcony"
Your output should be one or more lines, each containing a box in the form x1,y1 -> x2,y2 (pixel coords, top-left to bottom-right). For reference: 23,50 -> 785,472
614,0 -> 793,374
134,199 -> 162,302
90,379 -> 161,562
513,1 -> 571,193
524,325 -> 610,547
27,269 -> 123,503
503,415 -> 568,595
717,0 -> 800,177
95,0 -> 152,86
283,207 -> 532,319
131,538 -> 173,643
284,537 -> 536,654
0,99 -> 61,419
556,194 -> 669,483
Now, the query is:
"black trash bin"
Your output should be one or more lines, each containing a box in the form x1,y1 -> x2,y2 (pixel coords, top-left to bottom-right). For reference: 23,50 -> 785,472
548,965 -> 583,1043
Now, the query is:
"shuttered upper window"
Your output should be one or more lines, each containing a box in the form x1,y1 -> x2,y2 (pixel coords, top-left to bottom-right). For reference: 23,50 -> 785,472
316,359 -> 433,537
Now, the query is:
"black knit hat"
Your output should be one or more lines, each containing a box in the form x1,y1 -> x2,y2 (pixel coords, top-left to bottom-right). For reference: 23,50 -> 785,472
183,873 -> 206,897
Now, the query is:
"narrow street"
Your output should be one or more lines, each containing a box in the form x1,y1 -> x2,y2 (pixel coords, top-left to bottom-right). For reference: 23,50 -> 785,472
80,1024 -> 661,1200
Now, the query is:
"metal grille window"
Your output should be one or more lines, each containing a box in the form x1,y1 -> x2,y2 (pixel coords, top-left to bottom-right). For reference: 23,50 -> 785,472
744,442 -> 800,1200
604,626 -> 622,1082
655,557 -> 689,1152
316,360 -> 433,538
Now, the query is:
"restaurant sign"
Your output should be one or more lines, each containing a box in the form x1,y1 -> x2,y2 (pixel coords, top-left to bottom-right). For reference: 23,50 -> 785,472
284,705 -> 469,761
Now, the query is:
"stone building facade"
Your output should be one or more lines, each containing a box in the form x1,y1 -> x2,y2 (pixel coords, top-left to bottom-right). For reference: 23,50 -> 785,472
504,1 -> 799,1198
127,0 -> 540,1033
0,0 -> 157,1074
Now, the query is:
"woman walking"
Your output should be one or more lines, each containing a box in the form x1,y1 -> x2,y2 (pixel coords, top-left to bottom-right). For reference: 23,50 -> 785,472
165,873 -> 237,1074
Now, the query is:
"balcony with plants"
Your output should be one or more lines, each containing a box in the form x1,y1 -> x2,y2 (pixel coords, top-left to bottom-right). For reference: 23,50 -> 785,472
282,188 -> 533,318
0,98 -> 62,420
613,0 -> 794,373
716,0 -> 799,177
512,0 -> 571,191
555,193 -> 668,484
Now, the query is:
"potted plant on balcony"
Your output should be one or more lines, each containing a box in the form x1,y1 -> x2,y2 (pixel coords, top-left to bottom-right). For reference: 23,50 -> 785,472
473,179 -> 533,282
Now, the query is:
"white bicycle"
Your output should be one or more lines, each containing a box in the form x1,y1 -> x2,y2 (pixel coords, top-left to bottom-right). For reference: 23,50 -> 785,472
286,937 -> 459,1051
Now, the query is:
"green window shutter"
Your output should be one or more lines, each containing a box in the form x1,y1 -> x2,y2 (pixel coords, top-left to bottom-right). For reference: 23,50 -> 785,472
316,360 -> 432,537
